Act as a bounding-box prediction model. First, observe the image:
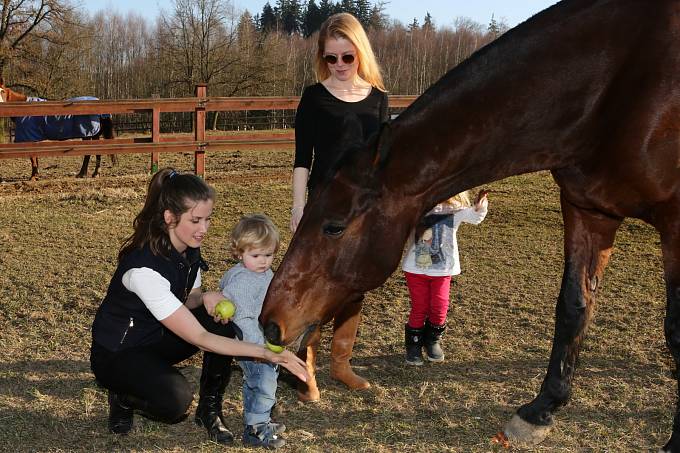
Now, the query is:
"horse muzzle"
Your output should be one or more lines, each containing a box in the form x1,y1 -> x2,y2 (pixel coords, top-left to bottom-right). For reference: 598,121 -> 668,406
263,321 -> 319,353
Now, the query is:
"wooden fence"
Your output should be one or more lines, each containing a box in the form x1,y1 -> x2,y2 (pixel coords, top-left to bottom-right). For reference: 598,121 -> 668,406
0,84 -> 416,177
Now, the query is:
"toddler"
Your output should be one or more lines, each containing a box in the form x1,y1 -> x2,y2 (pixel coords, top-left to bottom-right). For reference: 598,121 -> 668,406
401,190 -> 489,365
219,213 -> 285,449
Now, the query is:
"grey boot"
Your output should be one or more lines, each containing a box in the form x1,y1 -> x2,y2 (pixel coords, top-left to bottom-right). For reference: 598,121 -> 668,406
404,324 -> 425,366
424,321 -> 446,362
194,352 -> 234,444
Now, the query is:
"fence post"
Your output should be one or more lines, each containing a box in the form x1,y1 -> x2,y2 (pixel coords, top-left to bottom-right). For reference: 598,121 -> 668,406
151,107 -> 160,173
194,84 -> 207,177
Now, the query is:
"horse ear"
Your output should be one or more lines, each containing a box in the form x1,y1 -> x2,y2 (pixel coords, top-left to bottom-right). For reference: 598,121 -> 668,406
372,121 -> 392,168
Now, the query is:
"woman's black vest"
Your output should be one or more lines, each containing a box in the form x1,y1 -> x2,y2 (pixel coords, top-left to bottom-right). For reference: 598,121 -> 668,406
91,244 -> 206,352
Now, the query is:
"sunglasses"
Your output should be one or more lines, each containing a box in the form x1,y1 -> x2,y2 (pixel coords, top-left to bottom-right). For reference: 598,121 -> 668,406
323,53 -> 356,65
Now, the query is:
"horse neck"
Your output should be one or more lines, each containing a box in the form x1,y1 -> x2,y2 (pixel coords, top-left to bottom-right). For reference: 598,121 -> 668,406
380,0 -> 660,208
6,88 -> 28,102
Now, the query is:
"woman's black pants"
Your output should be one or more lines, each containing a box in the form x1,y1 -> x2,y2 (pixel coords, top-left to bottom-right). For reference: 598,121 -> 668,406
90,306 -> 236,423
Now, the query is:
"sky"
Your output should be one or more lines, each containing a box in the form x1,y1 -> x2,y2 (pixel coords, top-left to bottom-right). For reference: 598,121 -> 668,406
80,1 -> 559,28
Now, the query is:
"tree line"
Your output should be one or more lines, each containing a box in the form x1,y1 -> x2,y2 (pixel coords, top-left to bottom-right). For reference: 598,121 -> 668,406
0,0 -> 508,103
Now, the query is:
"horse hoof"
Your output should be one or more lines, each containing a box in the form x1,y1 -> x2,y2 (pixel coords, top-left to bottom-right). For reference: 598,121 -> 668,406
297,393 -> 321,403
503,414 -> 552,446
297,386 -> 320,403
75,173 -> 85,179
30,175 -> 39,181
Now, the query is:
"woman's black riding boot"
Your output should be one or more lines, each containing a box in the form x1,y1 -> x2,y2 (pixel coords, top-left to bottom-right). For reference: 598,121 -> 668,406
108,391 -> 134,434
108,390 -> 188,435
194,352 -> 234,444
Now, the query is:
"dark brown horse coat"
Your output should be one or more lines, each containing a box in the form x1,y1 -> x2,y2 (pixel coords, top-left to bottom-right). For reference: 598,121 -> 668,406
260,0 -> 680,450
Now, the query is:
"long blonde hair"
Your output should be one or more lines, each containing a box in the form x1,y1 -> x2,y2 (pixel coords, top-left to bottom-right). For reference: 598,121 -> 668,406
314,13 -> 385,91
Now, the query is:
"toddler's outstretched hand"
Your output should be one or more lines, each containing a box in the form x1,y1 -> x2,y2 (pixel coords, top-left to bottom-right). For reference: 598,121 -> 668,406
475,189 -> 489,212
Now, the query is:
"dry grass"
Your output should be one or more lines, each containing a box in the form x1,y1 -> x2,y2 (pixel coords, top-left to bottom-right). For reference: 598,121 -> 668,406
0,149 -> 672,452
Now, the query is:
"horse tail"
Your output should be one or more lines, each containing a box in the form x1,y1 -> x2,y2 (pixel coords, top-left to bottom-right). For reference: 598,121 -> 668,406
101,115 -> 115,139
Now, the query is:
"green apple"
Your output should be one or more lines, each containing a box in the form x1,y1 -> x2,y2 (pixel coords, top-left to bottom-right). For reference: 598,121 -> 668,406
214,299 -> 236,319
265,341 -> 285,353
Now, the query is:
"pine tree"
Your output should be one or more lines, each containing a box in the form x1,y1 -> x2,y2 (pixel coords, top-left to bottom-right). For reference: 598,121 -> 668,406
367,3 -> 387,30
408,17 -> 419,32
354,0 -> 371,26
278,0 -> 302,35
339,0 -> 355,15
260,2 -> 278,33
423,12 -> 434,32
303,0 -> 323,36
488,13 -> 500,38
318,0 -> 333,21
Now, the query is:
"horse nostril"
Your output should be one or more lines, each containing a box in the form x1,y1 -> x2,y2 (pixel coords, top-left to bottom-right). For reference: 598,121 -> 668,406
263,321 -> 282,344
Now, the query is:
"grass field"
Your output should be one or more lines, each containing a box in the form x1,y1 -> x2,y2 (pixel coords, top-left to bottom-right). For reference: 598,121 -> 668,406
0,149 -> 673,452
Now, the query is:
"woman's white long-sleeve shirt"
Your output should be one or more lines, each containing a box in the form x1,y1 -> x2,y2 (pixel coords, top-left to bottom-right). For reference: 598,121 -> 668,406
401,204 -> 487,277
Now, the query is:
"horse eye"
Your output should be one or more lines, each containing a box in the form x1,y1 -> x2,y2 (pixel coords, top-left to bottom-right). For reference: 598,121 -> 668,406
323,223 -> 345,237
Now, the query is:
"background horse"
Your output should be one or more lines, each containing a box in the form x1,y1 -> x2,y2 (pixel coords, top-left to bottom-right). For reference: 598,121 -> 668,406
0,79 -> 116,180
260,0 -> 680,451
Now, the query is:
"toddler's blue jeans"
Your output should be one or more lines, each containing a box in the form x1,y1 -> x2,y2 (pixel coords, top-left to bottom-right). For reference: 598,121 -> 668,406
238,359 -> 279,426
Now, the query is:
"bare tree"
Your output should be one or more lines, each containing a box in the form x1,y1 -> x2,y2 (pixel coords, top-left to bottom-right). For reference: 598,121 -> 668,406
0,0 -> 80,90
158,0 -> 242,94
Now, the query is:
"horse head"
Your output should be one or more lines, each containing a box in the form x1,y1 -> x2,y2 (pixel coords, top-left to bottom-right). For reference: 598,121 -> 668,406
260,116 -> 424,347
0,78 -> 27,103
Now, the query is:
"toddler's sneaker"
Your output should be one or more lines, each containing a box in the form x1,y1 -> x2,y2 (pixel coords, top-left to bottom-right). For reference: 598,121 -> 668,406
269,421 -> 286,435
243,422 -> 286,449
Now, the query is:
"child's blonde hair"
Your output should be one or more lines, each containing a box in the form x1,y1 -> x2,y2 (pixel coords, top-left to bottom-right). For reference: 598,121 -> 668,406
230,214 -> 280,260
445,191 -> 472,210
315,13 -> 385,91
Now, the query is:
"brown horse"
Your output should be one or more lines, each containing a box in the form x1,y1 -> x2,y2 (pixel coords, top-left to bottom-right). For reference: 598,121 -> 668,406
0,79 -> 116,180
260,0 -> 680,450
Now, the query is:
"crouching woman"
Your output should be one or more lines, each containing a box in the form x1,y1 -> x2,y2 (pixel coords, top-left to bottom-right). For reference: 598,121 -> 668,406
89,168 -> 307,444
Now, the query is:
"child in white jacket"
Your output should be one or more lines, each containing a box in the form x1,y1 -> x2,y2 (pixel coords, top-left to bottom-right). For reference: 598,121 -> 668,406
401,189 -> 489,365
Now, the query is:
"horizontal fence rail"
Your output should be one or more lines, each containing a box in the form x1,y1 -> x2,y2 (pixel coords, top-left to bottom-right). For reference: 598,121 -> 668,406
0,84 -> 416,177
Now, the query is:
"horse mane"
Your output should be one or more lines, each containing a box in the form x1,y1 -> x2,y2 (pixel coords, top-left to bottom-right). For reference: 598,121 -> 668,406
393,0 -> 584,127
317,113 -> 379,188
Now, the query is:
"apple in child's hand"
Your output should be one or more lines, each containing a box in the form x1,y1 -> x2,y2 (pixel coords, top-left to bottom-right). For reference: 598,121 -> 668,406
265,341 -> 285,353
214,299 -> 236,319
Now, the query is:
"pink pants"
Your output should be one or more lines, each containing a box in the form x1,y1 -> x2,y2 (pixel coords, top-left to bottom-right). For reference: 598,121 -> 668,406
404,272 -> 451,328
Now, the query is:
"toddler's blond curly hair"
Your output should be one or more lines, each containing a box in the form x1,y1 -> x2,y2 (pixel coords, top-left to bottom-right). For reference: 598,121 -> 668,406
230,214 -> 280,260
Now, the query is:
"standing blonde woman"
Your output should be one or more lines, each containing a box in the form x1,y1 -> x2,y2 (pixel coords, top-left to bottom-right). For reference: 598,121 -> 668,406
290,12 -> 389,402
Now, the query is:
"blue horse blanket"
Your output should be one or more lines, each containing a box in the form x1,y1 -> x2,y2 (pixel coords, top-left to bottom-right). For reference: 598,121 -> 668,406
14,96 -> 111,142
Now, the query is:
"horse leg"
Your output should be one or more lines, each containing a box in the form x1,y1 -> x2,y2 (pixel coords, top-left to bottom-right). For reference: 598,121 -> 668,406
30,156 -> 39,181
77,155 -> 90,178
504,194 -> 622,445
91,155 -> 101,178
329,297 -> 370,390
296,327 -> 321,402
654,203 -> 680,452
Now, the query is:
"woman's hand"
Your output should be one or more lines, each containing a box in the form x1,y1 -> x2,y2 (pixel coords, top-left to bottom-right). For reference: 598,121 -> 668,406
263,348 -> 310,382
203,291 -> 231,324
290,206 -> 304,232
